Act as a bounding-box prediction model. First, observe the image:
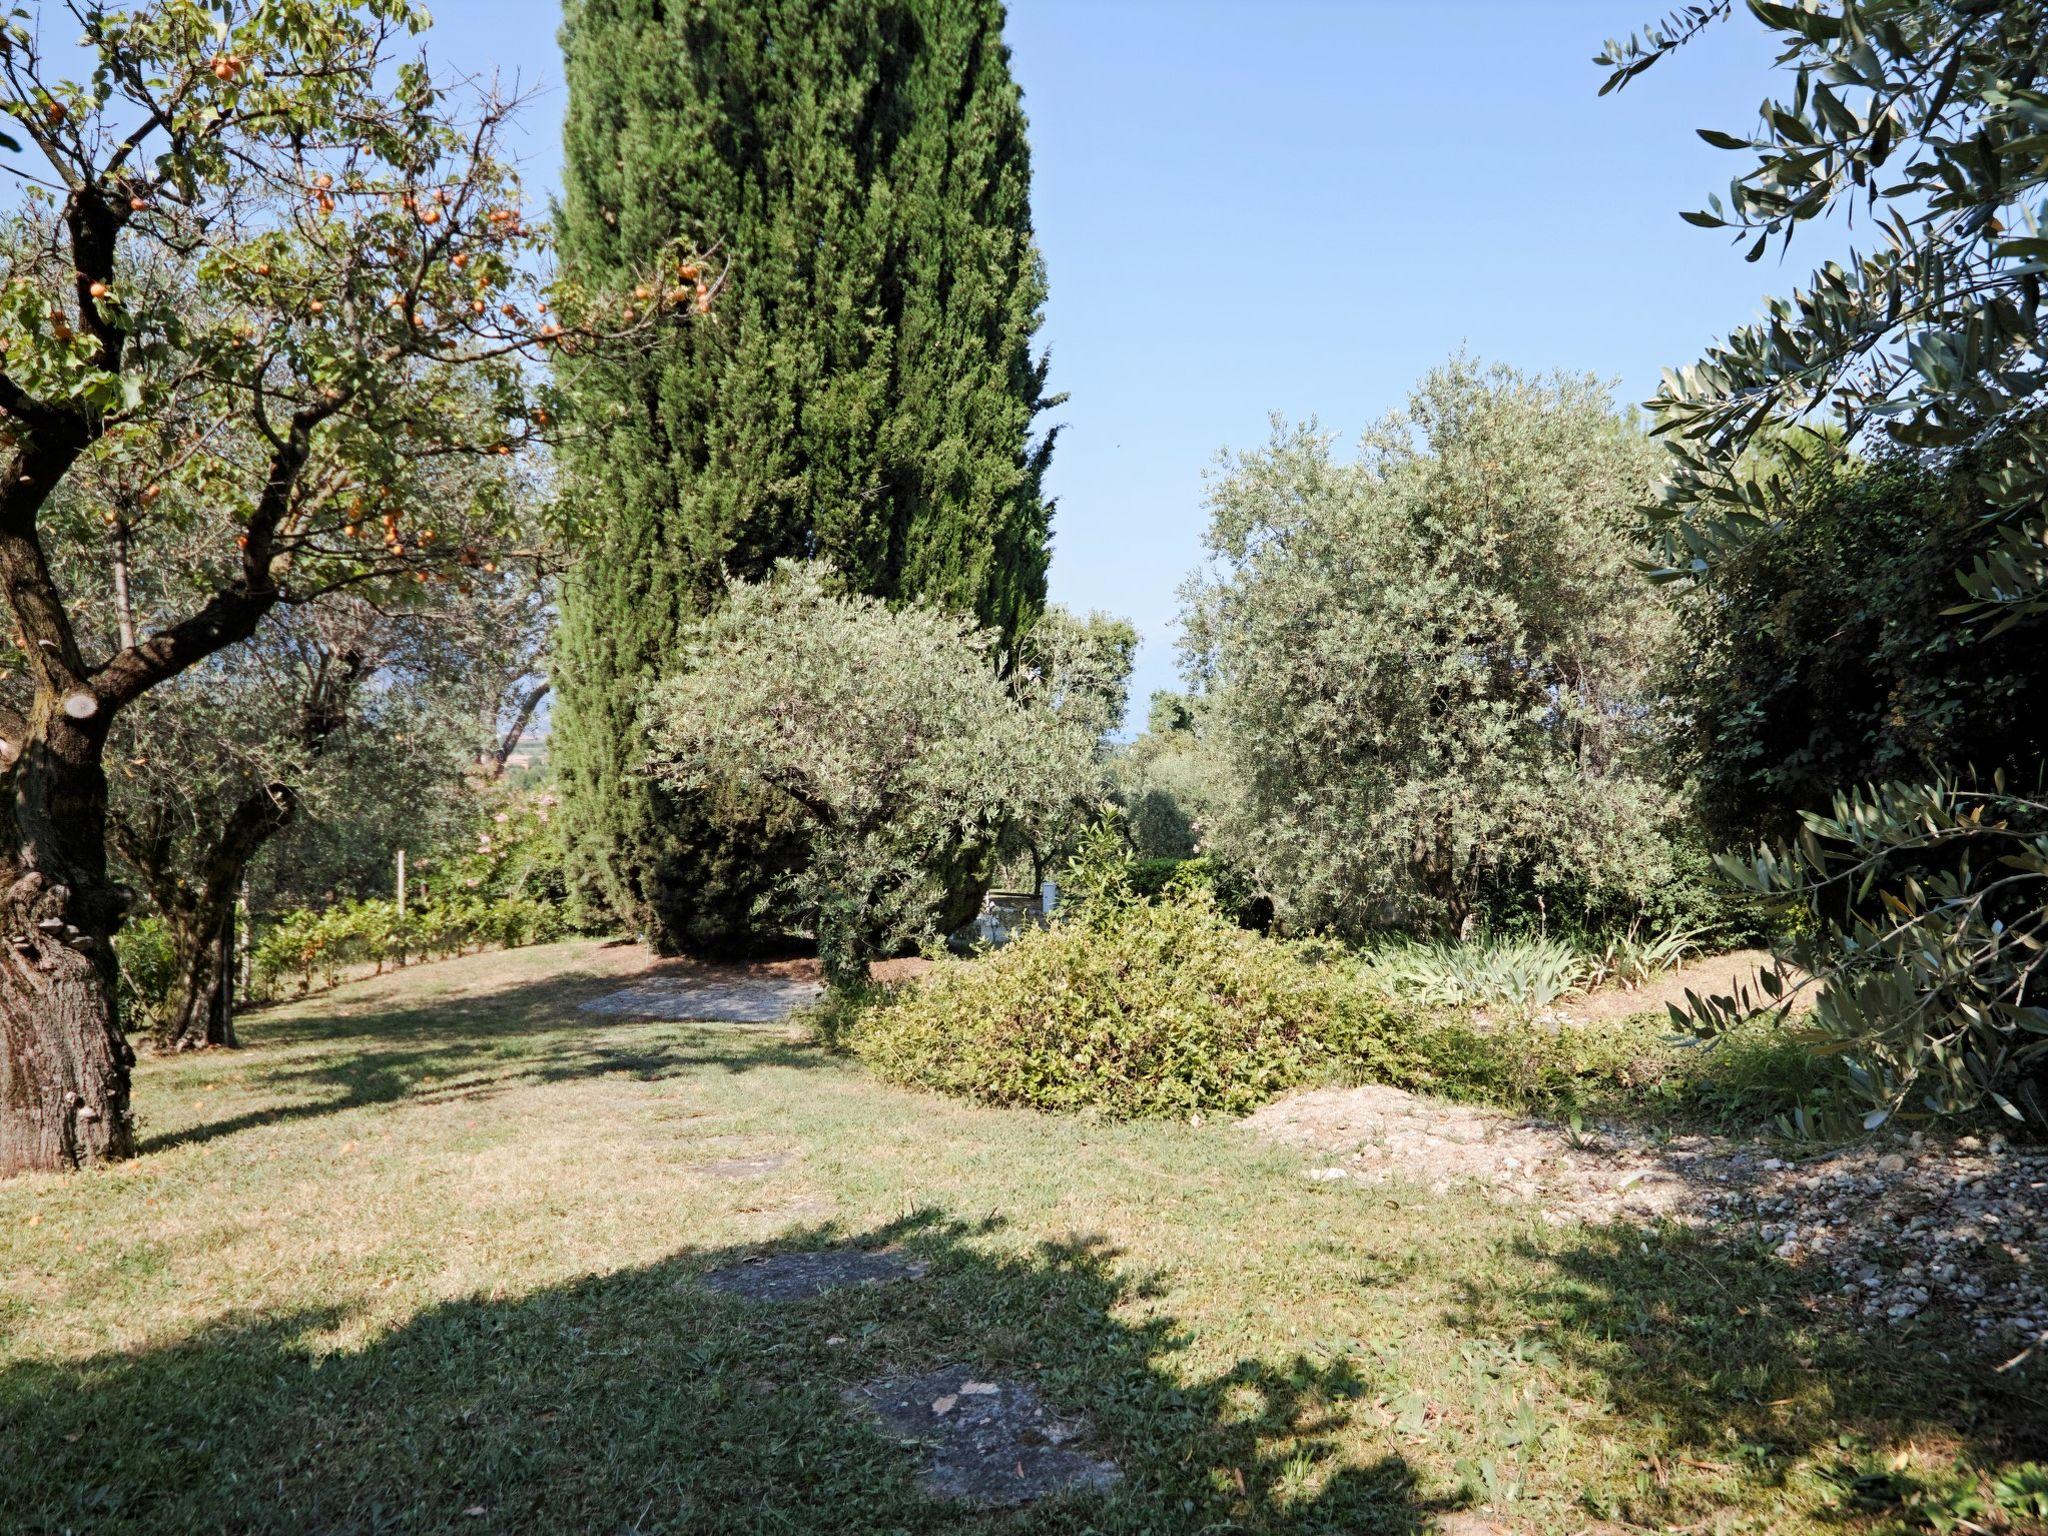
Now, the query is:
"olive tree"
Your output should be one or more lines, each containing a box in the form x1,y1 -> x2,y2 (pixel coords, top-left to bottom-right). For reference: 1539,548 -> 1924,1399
1182,359 -> 1675,939
642,562 -> 1108,991
1599,1 -> 2048,614
109,584 -> 502,1048
1602,1 -> 2048,1126
0,0 -> 702,1173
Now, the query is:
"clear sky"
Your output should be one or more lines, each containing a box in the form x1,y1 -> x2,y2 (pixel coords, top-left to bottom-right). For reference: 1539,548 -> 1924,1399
420,0 -> 1798,725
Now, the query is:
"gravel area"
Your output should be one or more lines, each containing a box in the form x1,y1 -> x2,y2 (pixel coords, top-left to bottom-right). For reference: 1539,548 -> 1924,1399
845,1366 -> 1120,1508
578,975 -> 824,1022
1246,1085 -> 2047,1354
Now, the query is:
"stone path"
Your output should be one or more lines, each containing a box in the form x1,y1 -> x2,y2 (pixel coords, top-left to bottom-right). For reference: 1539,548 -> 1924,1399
1246,1085 -> 2047,1353
697,1245 -> 1121,1506
578,975 -> 823,1023
846,1365 -> 1120,1508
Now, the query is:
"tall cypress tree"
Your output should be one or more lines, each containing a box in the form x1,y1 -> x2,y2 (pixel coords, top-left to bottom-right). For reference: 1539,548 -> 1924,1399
552,0 -> 1057,951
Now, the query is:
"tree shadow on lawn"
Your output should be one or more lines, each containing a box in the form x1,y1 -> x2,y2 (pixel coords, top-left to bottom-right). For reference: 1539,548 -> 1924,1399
1450,1216 -> 2048,1527
1,1211 -> 1448,1535
139,965 -> 835,1157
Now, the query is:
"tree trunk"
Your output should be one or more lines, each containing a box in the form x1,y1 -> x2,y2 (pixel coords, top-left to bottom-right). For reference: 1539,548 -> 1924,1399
164,907 -> 239,1050
486,679 -> 549,779
0,710 -> 136,1175
160,784 -> 293,1051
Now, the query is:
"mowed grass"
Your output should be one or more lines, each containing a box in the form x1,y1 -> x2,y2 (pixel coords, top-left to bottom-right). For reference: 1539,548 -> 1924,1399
1,939 -> 2040,1534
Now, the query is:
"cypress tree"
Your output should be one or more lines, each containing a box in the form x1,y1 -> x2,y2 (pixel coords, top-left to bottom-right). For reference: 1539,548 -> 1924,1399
552,0 -> 1057,952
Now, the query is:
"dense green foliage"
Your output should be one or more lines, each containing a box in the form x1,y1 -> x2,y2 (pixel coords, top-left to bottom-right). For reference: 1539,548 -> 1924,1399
1113,691 -> 1230,863
1601,0 -> 2048,620
1183,360 -> 1679,939
1614,2 -> 2048,1129
250,894 -> 569,1000
551,0 -> 1057,953
642,563 -> 1107,989
1671,447 -> 2048,848
1699,779 -> 2048,1128
850,884 -> 1419,1117
847,874 -> 1818,1126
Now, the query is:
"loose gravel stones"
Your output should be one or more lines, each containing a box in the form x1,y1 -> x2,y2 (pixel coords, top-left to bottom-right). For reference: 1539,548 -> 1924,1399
846,1366 -> 1120,1508
1247,1085 -> 2047,1349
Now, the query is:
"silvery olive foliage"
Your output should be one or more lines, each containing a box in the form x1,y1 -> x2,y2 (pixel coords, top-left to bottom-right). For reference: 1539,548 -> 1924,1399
1113,691 -> 1231,863
1599,1 -> 2048,616
641,562 -> 1111,989
1693,778 -> 2048,1127
1608,1 -> 2048,1125
1181,359 -> 1677,940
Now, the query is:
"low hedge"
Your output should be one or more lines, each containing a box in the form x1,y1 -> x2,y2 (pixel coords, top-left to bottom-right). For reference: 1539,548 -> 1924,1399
251,894 -> 569,999
844,885 -> 1829,1127
849,887 -> 1423,1117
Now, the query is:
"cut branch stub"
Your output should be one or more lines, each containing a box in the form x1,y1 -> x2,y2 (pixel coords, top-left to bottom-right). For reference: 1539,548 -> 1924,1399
60,690 -> 98,720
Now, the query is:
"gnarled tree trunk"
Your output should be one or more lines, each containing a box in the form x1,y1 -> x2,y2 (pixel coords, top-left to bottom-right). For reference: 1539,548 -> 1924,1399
0,703 -> 136,1175
160,784 -> 295,1050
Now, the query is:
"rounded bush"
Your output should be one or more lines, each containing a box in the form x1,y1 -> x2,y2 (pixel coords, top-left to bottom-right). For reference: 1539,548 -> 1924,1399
849,889 -> 1421,1117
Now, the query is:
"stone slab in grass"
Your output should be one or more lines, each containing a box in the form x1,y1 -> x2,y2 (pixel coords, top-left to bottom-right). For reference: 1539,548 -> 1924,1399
700,1151 -> 797,1180
846,1366 -> 1120,1509
578,976 -> 822,1024
699,1248 -> 928,1303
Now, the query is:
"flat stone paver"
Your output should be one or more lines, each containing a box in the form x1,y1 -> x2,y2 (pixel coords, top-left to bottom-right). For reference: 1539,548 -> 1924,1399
579,976 -> 823,1023
699,1248 -> 927,1303
699,1152 -> 797,1180
847,1366 -> 1120,1508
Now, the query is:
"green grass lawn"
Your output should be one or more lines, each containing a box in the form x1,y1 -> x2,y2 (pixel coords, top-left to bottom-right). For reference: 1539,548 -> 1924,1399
2,938 -> 2040,1534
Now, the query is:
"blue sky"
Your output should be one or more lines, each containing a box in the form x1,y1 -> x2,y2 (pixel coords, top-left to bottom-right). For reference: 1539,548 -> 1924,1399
423,0 -> 1798,725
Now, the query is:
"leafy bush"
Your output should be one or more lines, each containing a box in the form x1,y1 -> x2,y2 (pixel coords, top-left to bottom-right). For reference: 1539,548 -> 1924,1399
1585,927 -> 1702,992
642,563 -> 1109,989
1127,856 -> 1190,902
1402,1011 -> 1828,1128
113,915 -> 180,1033
1667,448 -> 2048,849
250,893 -> 569,1000
1183,362 -> 1679,939
849,885 -> 1422,1118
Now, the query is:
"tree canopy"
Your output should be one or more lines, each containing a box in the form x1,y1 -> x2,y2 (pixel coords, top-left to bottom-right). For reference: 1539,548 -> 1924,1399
551,0 -> 1058,954
0,0 -> 687,1172
641,562 -> 1104,989
1183,360 -> 1675,939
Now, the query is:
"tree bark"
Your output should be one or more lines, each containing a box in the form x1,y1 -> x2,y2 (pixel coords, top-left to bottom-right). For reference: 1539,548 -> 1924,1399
154,645 -> 362,1050
160,786 -> 293,1050
0,707 -> 136,1175
486,679 -> 549,779
164,907 -> 239,1050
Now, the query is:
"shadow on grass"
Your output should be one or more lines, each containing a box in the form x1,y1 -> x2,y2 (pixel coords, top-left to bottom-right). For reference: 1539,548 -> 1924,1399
2,1211 -> 1447,1535
140,962 -> 834,1157
1448,1216 -> 2048,1528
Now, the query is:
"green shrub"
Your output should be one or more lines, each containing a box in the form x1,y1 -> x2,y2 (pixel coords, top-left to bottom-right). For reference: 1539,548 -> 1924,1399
850,886 -> 1421,1118
249,893 -> 569,1001
1126,856 -> 1189,902
1356,935 -> 1591,1015
113,915 -> 180,1033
